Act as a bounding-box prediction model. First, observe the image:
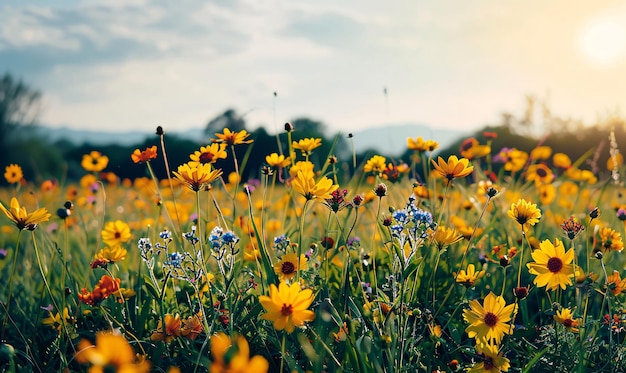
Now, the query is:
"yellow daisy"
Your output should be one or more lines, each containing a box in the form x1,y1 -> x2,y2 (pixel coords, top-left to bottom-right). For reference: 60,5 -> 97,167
431,155 -> 474,184
462,292 -> 517,344
526,238 -> 575,291
507,198 -> 541,232
259,282 -> 316,333
455,264 -> 485,288
0,197 -> 51,230
4,164 -> 23,184
466,342 -> 511,373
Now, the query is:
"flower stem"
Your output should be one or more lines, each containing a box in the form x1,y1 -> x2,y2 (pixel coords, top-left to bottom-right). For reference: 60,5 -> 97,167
1,230 -> 23,340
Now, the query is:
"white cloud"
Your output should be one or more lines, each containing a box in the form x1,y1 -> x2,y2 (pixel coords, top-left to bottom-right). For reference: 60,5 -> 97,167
3,0 -> 626,137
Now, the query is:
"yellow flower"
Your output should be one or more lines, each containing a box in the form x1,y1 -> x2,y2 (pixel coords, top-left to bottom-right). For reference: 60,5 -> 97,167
94,245 -> 128,263
607,270 -> 626,296
210,333 -> 269,373
173,162 -> 223,192
291,170 -> 338,200
42,307 -> 73,333
151,313 -> 182,343
460,138 -> 491,160
4,164 -> 23,184
527,238 -> 575,291
598,227 -> 624,253
538,184 -> 556,206
607,153 -> 624,170
364,155 -> 387,174
552,152 -> 572,169
463,292 -> 517,344
259,282 -> 316,333
274,253 -> 308,281
530,146 -> 552,161
507,199 -> 541,232
525,164 -> 553,185
554,308 -> 580,333
265,153 -> 291,168
455,264 -> 485,288
131,146 -> 158,164
189,143 -> 228,167
431,226 -> 463,250
81,150 -> 109,172
75,330 -> 150,372
407,137 -> 438,152
501,148 -> 528,173
101,220 -> 131,247
292,138 -> 322,156
214,128 -> 253,145
431,155 -> 474,184
466,343 -> 511,373
0,197 -> 51,230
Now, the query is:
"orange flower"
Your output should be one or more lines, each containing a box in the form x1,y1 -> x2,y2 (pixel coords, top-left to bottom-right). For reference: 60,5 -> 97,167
78,275 -> 121,306
151,313 -> 182,343
181,313 -> 204,340
131,146 -> 158,163
606,270 -> 626,296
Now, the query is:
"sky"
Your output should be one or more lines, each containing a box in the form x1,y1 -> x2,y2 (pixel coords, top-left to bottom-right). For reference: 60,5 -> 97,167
3,0 -> 626,135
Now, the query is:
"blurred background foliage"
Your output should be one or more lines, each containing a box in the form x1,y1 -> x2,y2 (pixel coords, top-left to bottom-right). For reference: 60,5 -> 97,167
2,72 -> 625,186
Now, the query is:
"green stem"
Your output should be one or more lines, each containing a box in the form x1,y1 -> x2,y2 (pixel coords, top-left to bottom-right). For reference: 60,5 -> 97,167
1,230 -> 23,340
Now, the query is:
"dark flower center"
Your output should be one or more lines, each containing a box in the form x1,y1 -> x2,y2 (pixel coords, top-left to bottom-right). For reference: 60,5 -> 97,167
484,356 -> 494,370
199,152 -> 214,163
536,168 -> 548,177
483,312 -> 499,327
547,257 -> 563,273
516,215 -> 528,225
114,232 -> 121,239
563,318 -> 573,327
281,261 -> 295,275
280,303 -> 293,316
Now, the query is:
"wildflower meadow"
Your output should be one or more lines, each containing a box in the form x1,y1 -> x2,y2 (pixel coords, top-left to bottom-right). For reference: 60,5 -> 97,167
2,124 -> 626,372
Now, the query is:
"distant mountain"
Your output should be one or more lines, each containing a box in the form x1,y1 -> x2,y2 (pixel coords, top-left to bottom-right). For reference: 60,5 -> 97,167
31,123 -> 468,156
349,123 -> 468,157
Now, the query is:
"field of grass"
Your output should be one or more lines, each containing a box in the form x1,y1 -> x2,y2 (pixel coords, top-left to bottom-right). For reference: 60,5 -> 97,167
1,127 -> 626,372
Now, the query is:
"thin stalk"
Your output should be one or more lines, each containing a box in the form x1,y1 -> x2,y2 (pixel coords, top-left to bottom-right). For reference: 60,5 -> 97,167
1,230 -> 23,340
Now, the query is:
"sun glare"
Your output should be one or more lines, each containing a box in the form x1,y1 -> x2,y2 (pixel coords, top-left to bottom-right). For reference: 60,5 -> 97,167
578,17 -> 626,68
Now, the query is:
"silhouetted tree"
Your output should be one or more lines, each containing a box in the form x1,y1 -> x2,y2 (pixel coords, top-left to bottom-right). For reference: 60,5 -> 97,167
0,73 -> 42,158
204,108 -> 247,137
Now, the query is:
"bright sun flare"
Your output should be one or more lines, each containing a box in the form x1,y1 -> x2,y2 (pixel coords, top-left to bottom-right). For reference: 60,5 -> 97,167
578,17 -> 626,67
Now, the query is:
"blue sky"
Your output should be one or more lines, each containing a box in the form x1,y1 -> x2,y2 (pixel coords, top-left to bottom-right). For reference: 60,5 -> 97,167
3,0 -> 626,134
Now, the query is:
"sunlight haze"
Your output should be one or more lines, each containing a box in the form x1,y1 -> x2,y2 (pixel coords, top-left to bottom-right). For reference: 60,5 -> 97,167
2,0 -> 626,134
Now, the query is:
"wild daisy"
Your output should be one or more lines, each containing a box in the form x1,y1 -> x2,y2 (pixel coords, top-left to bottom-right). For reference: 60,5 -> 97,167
463,292 -> 517,344
508,198 -> 541,232
456,264 -> 485,288
431,155 -> 474,184
259,282 -> 315,333
0,197 -> 51,230
526,238 -> 575,291
4,164 -> 23,184
210,333 -> 269,372
554,308 -> 580,333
